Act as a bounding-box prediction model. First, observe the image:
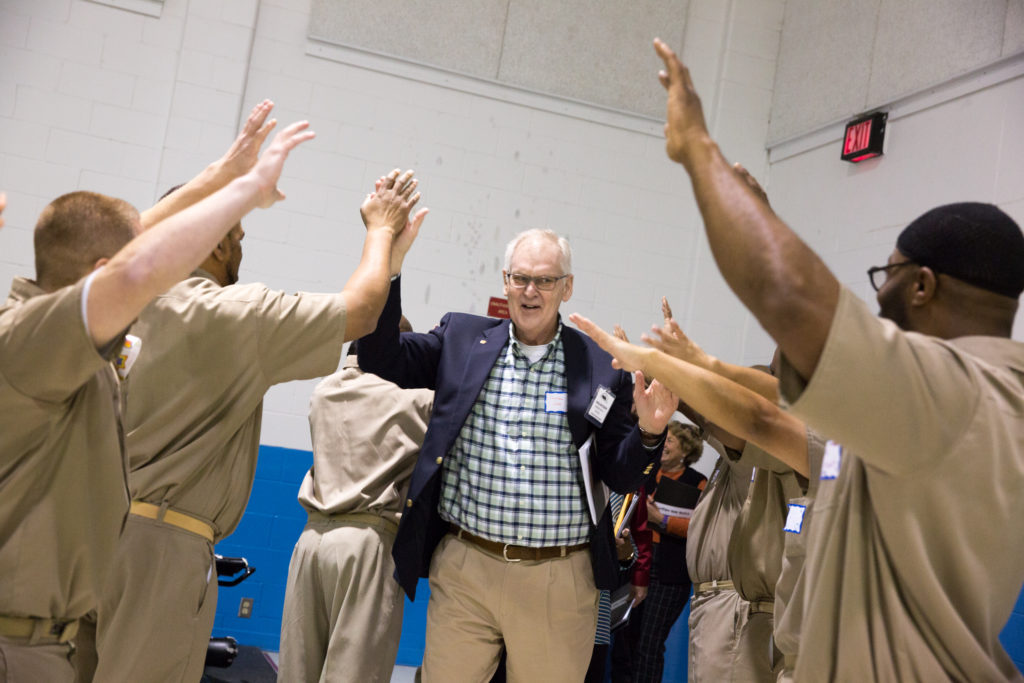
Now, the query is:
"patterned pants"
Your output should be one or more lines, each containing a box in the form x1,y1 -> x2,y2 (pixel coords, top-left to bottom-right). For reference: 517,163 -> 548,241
633,576 -> 691,682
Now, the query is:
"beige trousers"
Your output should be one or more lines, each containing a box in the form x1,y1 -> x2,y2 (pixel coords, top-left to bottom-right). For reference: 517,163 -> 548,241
732,607 -> 778,682
422,534 -> 599,683
79,515 -> 217,683
277,513 -> 403,683
688,588 -> 779,683
0,637 -> 74,683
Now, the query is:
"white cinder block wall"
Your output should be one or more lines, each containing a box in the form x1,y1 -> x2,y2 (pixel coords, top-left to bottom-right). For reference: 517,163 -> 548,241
0,0 -> 785,456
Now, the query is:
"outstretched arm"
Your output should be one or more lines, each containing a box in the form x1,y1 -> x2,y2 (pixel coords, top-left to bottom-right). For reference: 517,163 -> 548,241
646,296 -> 778,402
86,121 -> 315,347
570,312 -> 808,476
341,169 -> 425,341
139,99 -> 277,230
654,38 -> 839,380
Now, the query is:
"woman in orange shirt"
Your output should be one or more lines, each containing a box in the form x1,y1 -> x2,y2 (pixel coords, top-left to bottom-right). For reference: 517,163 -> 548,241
634,421 -> 707,682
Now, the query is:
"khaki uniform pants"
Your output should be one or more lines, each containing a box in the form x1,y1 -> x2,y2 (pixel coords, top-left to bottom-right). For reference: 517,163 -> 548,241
278,514 -> 403,683
81,515 -> 217,683
0,637 -> 74,683
422,534 -> 598,683
732,607 -> 778,682
688,589 -> 778,683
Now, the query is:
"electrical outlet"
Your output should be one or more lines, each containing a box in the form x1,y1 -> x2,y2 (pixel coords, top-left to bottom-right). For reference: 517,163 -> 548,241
238,597 -> 254,618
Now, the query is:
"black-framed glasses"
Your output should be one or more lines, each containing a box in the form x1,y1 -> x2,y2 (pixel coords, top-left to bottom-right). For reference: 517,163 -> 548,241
505,272 -> 569,291
866,262 -> 915,291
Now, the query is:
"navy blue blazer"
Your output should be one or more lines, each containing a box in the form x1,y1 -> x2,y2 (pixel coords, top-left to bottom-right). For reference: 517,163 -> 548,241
358,277 -> 663,599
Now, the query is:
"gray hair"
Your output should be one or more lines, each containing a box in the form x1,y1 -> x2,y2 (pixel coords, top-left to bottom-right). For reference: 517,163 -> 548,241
503,229 -> 572,275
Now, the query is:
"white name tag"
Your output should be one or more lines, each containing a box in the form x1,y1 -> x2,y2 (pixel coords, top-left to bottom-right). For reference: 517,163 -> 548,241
821,441 -> 842,480
115,334 -> 142,380
655,502 -> 694,519
545,391 -> 567,413
586,385 -> 615,426
784,503 -> 806,534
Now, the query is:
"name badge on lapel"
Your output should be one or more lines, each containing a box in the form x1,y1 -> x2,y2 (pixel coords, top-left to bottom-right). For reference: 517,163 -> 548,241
585,385 -> 615,427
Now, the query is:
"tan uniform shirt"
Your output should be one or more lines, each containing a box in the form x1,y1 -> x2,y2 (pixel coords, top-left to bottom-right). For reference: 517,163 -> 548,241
0,277 -> 128,620
772,429 -> 826,666
124,270 -> 347,539
779,286 -> 1024,682
686,437 -> 755,583
727,443 -> 806,603
299,355 -> 433,524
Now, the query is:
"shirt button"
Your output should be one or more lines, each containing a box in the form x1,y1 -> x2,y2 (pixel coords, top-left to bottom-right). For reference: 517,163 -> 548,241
435,457 -> 443,465
406,499 -> 413,508
517,535 -> 524,541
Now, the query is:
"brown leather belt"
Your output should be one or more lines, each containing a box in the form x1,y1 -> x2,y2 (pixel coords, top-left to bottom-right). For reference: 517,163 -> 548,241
0,614 -> 78,643
450,525 -> 588,562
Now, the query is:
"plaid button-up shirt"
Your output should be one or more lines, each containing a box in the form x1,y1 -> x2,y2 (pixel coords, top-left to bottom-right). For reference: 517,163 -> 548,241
439,323 -> 591,546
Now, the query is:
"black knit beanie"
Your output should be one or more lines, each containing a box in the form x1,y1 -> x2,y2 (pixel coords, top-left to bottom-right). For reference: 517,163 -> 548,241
896,202 -> 1024,298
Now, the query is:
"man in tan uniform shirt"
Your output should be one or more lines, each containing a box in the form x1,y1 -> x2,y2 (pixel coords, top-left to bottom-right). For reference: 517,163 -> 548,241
84,169 -> 427,682
655,38 -> 1024,681
278,335 -> 433,682
685,437 -> 753,683
0,115 -> 312,682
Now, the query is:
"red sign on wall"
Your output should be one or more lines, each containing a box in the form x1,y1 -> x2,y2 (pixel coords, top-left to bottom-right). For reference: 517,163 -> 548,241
487,297 -> 510,319
841,111 -> 887,163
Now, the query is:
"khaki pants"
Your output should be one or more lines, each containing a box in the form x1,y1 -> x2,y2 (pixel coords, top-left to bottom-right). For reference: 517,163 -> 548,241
732,607 -> 778,683
0,637 -> 74,683
278,513 -> 403,683
81,515 -> 217,683
688,588 -> 742,683
422,534 -> 599,683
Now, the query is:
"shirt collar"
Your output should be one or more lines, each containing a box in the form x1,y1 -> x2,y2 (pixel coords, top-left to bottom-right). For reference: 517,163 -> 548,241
509,318 -> 563,355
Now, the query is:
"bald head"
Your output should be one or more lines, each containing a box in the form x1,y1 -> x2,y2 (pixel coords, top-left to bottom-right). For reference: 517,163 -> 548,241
34,191 -> 139,292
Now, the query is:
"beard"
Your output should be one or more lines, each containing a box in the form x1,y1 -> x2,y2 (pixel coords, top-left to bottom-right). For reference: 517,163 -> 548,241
877,288 -> 910,330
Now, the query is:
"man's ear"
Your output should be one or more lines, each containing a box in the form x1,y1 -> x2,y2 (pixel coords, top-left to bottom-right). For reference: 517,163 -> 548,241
210,234 -> 232,263
910,266 -> 938,306
502,270 -> 510,298
90,257 -> 110,273
561,275 -> 574,303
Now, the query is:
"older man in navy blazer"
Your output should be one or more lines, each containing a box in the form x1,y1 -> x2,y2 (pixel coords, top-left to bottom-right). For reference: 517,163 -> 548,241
358,228 -> 675,681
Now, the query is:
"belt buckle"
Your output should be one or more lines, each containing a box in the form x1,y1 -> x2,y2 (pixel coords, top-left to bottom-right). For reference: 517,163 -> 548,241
502,543 -> 521,563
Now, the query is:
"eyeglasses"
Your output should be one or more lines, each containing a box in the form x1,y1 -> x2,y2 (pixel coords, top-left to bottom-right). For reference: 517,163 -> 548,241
505,272 -> 569,291
866,261 -> 915,291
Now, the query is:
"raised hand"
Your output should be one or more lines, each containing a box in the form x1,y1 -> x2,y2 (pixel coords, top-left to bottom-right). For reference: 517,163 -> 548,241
633,373 -> 676,435
653,38 -> 710,165
389,206 -> 428,277
641,296 -> 713,369
360,169 -> 422,235
250,120 -> 316,208
569,313 -> 651,374
220,99 -> 277,179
